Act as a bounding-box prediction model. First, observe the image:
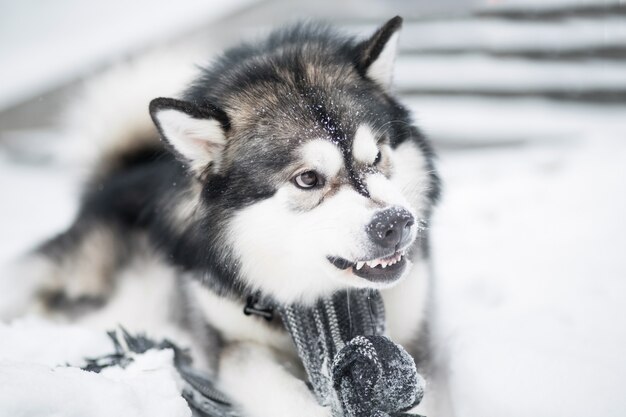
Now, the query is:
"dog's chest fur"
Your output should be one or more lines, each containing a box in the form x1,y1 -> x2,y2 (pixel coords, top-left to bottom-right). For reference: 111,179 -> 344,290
183,257 -> 430,362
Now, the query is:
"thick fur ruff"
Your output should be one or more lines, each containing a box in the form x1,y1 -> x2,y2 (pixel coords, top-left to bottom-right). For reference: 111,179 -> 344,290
4,17 -> 440,417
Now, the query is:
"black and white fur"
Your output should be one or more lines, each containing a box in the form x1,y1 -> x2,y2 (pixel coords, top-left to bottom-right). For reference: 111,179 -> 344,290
2,17 -> 440,416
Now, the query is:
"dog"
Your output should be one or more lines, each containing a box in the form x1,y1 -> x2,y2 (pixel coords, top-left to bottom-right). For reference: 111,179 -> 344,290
3,16 -> 440,416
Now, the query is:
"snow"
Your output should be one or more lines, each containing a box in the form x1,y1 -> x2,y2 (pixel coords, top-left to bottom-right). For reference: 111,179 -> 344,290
431,129 -> 626,416
1,1 -> 626,415
0,320 -> 191,417
394,18 -> 626,51
396,56 -> 626,91
0,160 -> 79,265
405,97 -> 626,144
2,98 -> 625,416
482,0 -> 618,9
0,0 -> 257,111
0,318 -> 113,367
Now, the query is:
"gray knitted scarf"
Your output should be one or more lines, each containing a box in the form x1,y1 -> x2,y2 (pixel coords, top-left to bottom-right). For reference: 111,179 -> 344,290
84,289 -> 425,417
279,289 -> 424,417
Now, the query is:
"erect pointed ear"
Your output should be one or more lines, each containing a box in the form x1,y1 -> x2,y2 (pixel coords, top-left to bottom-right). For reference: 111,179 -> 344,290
355,16 -> 403,89
149,97 -> 230,177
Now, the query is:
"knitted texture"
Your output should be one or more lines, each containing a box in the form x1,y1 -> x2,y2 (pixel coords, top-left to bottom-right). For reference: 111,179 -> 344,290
83,289 -> 425,417
279,289 -> 425,417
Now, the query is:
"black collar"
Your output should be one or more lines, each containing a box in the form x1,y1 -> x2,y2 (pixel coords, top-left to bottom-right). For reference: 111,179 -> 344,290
243,294 -> 274,321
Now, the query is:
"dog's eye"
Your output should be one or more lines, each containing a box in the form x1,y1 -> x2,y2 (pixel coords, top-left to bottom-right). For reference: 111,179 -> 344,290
294,171 -> 323,189
373,150 -> 382,166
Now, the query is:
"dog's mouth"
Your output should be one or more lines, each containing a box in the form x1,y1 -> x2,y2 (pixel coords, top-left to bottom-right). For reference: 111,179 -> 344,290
327,249 -> 408,283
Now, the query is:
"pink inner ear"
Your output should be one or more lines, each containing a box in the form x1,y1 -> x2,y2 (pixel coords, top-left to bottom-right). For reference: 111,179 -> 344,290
195,138 -> 224,154
186,128 -> 223,150
184,132 -> 225,173
177,119 -> 226,159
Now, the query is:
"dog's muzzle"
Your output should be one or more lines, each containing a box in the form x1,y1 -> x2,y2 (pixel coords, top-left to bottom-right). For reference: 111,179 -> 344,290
366,206 -> 414,250
328,206 -> 415,284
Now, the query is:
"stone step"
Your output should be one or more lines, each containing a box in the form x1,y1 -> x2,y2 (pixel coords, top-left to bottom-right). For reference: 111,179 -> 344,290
395,55 -> 626,91
349,18 -> 626,52
403,95 -> 626,147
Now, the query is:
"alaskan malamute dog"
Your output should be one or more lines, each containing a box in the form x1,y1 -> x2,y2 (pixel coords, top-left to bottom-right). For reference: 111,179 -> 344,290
4,16 -> 439,416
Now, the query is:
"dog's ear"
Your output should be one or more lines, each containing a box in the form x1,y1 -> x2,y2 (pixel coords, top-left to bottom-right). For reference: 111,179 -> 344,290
149,97 -> 230,177
355,16 -> 403,89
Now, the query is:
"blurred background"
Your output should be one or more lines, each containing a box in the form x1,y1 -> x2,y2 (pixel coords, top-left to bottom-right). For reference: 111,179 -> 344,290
1,0 -> 625,416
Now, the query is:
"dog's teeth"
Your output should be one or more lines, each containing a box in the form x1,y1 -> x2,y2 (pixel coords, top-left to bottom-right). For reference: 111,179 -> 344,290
356,261 -> 364,270
382,261 -> 387,268
367,260 -> 379,268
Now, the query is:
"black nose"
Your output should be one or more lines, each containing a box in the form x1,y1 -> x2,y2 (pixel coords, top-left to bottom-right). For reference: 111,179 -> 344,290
366,207 -> 415,249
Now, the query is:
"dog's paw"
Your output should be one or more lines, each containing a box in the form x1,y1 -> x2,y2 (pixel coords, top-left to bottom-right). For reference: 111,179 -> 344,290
0,252 -> 112,321
219,343 -> 332,417
0,256 -> 55,320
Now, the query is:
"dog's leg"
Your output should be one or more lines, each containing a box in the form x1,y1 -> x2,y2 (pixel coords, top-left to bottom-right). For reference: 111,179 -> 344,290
0,219 -> 126,320
219,342 -> 331,417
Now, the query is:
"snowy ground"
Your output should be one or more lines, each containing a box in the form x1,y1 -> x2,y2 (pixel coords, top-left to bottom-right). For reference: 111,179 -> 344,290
0,0 -> 256,112
0,319 -> 190,417
430,111 -> 626,417
1,100 -> 624,417
1,1 -> 626,416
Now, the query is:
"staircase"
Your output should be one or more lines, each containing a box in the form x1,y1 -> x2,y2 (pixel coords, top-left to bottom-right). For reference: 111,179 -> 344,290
214,0 -> 626,148
2,0 -> 624,151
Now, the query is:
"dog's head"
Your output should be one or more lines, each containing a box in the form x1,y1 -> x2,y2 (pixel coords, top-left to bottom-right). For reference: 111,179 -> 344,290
149,17 -> 439,304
